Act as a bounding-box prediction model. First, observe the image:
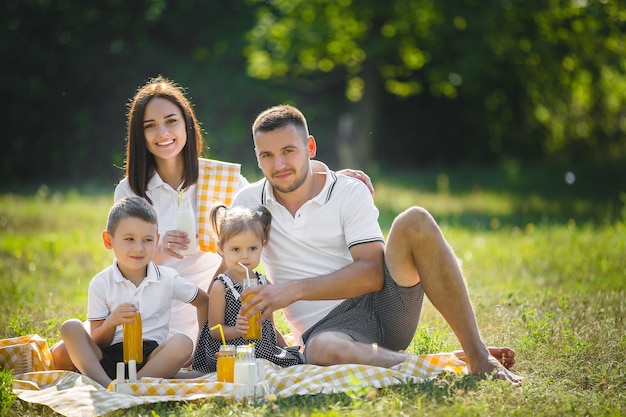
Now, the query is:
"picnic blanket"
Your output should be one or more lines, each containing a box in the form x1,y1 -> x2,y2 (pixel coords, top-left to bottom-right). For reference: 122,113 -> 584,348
5,335 -> 468,417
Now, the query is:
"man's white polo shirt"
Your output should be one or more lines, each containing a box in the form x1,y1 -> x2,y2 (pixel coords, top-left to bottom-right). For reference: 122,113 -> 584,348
88,260 -> 199,346
233,162 -> 384,343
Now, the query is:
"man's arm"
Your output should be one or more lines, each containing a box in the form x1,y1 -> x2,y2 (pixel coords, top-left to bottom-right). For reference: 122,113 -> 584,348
241,240 -> 385,322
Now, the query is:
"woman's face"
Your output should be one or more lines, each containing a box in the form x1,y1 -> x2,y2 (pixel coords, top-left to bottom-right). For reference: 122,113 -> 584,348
142,97 -> 188,163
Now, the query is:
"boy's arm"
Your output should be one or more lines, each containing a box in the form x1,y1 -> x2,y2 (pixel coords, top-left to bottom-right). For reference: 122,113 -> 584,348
89,320 -> 111,347
190,287 -> 209,333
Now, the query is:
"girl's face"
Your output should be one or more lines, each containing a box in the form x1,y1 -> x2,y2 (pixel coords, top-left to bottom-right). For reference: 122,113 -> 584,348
143,97 -> 188,163
220,229 -> 264,280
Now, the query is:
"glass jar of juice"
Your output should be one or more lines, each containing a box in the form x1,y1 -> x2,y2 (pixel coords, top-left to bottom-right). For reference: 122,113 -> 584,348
242,277 -> 261,340
216,345 -> 236,383
123,302 -> 143,364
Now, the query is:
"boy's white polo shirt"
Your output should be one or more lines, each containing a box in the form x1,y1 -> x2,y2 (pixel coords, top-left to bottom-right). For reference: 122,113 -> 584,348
233,162 -> 384,343
88,260 -> 199,346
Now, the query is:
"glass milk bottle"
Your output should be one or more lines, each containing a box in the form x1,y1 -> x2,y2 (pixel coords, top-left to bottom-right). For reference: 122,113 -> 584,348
233,345 -> 257,391
176,195 -> 198,256
123,302 -> 143,364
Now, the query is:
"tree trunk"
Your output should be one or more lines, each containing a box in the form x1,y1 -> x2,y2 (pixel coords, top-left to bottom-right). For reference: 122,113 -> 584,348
336,59 -> 378,170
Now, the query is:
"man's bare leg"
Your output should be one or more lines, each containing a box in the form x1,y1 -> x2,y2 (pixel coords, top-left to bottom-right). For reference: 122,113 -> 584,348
385,207 -> 521,384
306,333 -> 517,377
305,332 -> 407,367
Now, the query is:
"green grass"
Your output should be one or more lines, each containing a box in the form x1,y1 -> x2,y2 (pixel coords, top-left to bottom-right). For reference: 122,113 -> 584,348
1,167 -> 625,416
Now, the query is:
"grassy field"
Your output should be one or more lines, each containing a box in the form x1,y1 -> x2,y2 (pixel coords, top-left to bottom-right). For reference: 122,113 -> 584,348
1,165 -> 625,416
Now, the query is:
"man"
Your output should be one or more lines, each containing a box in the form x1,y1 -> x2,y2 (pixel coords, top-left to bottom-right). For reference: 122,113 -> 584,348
233,104 -> 521,384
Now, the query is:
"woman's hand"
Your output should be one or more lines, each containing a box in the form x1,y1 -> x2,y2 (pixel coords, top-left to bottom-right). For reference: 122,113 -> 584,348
158,230 -> 189,260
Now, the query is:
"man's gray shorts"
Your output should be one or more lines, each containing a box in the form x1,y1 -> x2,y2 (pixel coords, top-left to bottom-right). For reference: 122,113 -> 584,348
301,258 -> 424,355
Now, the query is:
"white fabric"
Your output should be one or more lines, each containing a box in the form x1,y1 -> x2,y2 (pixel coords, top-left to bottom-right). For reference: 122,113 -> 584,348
88,261 -> 199,345
114,169 -> 247,343
232,162 -> 384,343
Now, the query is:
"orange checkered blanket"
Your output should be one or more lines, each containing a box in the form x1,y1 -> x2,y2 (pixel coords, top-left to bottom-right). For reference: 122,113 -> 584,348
4,335 -> 468,417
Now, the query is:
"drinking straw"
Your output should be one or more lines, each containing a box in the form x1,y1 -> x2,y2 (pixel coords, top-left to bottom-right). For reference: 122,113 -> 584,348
179,188 -> 184,206
238,262 -> 250,280
210,324 -> 226,346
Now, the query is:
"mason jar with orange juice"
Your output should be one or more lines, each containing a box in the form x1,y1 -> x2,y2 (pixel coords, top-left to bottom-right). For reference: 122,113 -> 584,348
216,345 -> 236,382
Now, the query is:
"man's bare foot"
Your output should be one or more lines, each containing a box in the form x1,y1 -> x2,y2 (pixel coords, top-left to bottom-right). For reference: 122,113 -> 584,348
476,353 -> 522,385
453,346 -> 516,369
453,346 -> 522,385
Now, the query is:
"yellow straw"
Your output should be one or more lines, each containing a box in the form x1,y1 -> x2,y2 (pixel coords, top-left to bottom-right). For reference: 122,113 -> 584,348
210,324 -> 226,346
179,188 -> 184,206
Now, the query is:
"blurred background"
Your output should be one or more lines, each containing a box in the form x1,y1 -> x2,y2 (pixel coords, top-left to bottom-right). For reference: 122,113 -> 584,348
2,0 -> 625,206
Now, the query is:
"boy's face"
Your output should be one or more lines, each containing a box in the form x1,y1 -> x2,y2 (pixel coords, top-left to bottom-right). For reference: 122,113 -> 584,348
102,216 -> 159,280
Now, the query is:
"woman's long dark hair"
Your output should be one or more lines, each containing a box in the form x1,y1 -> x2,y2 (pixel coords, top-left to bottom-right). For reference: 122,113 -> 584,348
124,76 -> 203,202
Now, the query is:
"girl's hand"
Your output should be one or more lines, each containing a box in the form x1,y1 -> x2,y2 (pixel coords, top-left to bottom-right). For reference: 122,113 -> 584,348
234,313 -> 249,337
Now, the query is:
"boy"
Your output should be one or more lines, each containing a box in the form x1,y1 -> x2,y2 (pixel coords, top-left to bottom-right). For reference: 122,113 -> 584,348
59,196 -> 209,388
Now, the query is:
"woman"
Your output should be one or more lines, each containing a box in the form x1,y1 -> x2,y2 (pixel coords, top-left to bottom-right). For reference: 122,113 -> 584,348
113,76 -> 248,344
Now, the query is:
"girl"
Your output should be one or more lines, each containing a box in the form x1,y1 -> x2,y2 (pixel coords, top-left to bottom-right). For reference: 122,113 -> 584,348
192,204 -> 304,373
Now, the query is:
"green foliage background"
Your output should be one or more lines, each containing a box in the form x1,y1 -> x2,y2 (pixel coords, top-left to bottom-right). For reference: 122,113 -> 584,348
2,0 -> 625,196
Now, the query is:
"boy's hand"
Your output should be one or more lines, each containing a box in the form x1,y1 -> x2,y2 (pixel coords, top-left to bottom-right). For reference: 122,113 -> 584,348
109,303 -> 139,327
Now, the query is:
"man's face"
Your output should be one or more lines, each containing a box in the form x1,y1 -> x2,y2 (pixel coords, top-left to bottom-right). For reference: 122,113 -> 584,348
254,124 -> 315,194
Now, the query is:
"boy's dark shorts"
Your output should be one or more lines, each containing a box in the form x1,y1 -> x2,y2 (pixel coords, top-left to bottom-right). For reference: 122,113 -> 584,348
100,340 -> 158,379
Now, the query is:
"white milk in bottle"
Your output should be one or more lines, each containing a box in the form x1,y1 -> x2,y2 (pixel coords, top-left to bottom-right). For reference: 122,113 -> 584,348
176,195 -> 198,256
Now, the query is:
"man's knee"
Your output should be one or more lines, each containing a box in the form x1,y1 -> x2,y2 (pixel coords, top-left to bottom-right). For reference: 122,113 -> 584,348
393,206 -> 439,237
305,332 -> 353,366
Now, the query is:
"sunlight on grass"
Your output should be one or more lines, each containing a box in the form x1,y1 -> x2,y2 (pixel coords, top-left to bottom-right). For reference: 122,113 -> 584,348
1,176 -> 625,416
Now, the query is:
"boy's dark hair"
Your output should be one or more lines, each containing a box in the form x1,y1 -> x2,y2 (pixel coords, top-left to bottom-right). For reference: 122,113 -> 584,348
106,196 -> 158,234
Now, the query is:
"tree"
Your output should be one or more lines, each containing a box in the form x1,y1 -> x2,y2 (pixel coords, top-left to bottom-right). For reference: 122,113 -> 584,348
243,0 -> 626,169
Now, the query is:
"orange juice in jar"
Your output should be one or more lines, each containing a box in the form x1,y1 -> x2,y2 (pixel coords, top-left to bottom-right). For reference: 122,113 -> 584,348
242,278 -> 261,340
123,303 -> 143,364
216,345 -> 236,382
